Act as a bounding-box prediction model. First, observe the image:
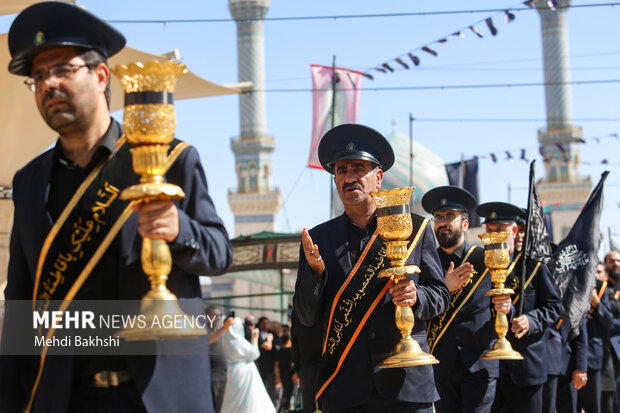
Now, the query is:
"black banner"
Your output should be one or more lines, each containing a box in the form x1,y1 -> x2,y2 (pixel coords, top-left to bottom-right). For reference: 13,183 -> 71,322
553,171 -> 609,338
445,157 -> 480,226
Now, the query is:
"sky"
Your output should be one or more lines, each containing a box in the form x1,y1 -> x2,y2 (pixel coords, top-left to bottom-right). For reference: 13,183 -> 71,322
1,0 -> 619,254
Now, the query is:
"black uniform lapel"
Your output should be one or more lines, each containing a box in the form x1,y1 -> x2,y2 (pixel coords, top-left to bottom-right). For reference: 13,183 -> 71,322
333,214 -> 352,280
30,153 -> 55,278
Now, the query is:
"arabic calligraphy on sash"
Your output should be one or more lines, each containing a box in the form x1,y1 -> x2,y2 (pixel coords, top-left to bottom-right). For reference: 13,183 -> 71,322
37,182 -> 120,310
327,246 -> 387,355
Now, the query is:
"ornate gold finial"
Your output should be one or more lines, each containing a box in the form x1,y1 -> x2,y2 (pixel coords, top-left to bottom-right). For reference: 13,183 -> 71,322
113,61 -> 187,93
112,61 -> 188,148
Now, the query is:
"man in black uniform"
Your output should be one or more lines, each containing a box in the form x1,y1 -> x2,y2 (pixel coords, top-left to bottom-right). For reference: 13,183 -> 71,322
604,251 -> 620,412
422,186 -> 511,413
294,124 -> 450,412
257,316 -> 278,404
476,202 -> 562,413
595,262 -> 618,413
578,278 -> 614,413
0,3 -> 233,412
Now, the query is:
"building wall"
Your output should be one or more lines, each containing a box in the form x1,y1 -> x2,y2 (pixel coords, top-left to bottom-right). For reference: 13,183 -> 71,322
0,199 -> 13,301
205,275 -> 288,324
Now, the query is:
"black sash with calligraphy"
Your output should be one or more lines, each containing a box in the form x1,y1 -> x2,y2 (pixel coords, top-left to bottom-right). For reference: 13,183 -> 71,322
316,217 -> 428,400
33,138 -> 187,309
427,245 -> 489,354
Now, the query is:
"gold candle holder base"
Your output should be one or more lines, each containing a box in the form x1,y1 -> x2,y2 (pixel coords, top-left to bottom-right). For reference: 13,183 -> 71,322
371,187 -> 438,369
379,302 -> 439,368
117,238 -> 207,341
481,343 -> 524,360
118,299 -> 208,341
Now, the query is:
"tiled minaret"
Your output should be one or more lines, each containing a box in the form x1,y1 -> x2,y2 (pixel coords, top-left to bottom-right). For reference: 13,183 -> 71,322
535,0 -> 591,241
228,0 -> 281,236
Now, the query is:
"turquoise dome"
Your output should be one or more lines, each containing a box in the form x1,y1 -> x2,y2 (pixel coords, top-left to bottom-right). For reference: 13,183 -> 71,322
382,121 -> 449,215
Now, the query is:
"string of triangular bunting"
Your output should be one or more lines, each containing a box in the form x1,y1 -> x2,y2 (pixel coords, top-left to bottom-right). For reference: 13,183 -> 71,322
458,132 -> 619,165
363,0 -> 559,80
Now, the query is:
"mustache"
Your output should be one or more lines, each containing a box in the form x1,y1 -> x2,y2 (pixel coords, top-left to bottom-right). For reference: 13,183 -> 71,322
42,89 -> 70,106
342,182 -> 363,191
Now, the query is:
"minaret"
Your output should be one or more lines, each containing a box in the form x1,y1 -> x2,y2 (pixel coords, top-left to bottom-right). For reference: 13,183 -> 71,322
535,0 -> 591,241
228,0 -> 281,236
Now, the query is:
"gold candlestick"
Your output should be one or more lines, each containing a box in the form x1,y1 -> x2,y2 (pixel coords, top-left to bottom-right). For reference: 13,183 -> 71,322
478,232 -> 523,360
370,187 -> 438,368
113,61 -> 206,341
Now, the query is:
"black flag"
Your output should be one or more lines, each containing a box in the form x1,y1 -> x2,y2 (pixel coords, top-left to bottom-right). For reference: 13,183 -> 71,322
519,161 -> 554,315
553,171 -> 609,338
445,157 -> 480,226
524,161 -> 554,268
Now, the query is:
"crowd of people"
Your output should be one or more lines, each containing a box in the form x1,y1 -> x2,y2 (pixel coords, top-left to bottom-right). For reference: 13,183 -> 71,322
207,311 -> 301,413
292,123 -> 620,413
206,248 -> 620,413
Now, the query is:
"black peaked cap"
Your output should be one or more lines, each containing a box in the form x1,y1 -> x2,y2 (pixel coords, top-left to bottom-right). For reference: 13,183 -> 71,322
318,123 -> 394,174
8,1 -> 126,75
421,185 -> 477,214
476,202 -> 524,225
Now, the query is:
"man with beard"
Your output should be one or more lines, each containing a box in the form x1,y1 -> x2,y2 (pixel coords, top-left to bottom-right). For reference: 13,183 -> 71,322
422,186 -> 511,413
605,251 -> 620,313
577,265 -> 614,413
0,3 -> 233,412
594,261 -> 619,413
294,124 -> 449,413
475,202 -> 562,413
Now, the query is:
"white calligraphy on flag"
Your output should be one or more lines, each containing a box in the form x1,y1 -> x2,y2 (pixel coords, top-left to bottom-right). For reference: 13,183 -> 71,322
555,244 -> 589,275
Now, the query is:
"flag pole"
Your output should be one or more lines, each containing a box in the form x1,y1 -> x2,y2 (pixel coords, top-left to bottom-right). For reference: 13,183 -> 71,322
519,160 -> 536,316
409,114 -> 414,187
460,153 -> 465,188
329,55 -> 337,218
331,55 -> 337,129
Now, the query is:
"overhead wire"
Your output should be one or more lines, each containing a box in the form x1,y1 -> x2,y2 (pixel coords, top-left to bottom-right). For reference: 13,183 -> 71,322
103,3 -> 620,93
106,2 -> 620,24
252,78 -> 620,93
412,117 -> 620,122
